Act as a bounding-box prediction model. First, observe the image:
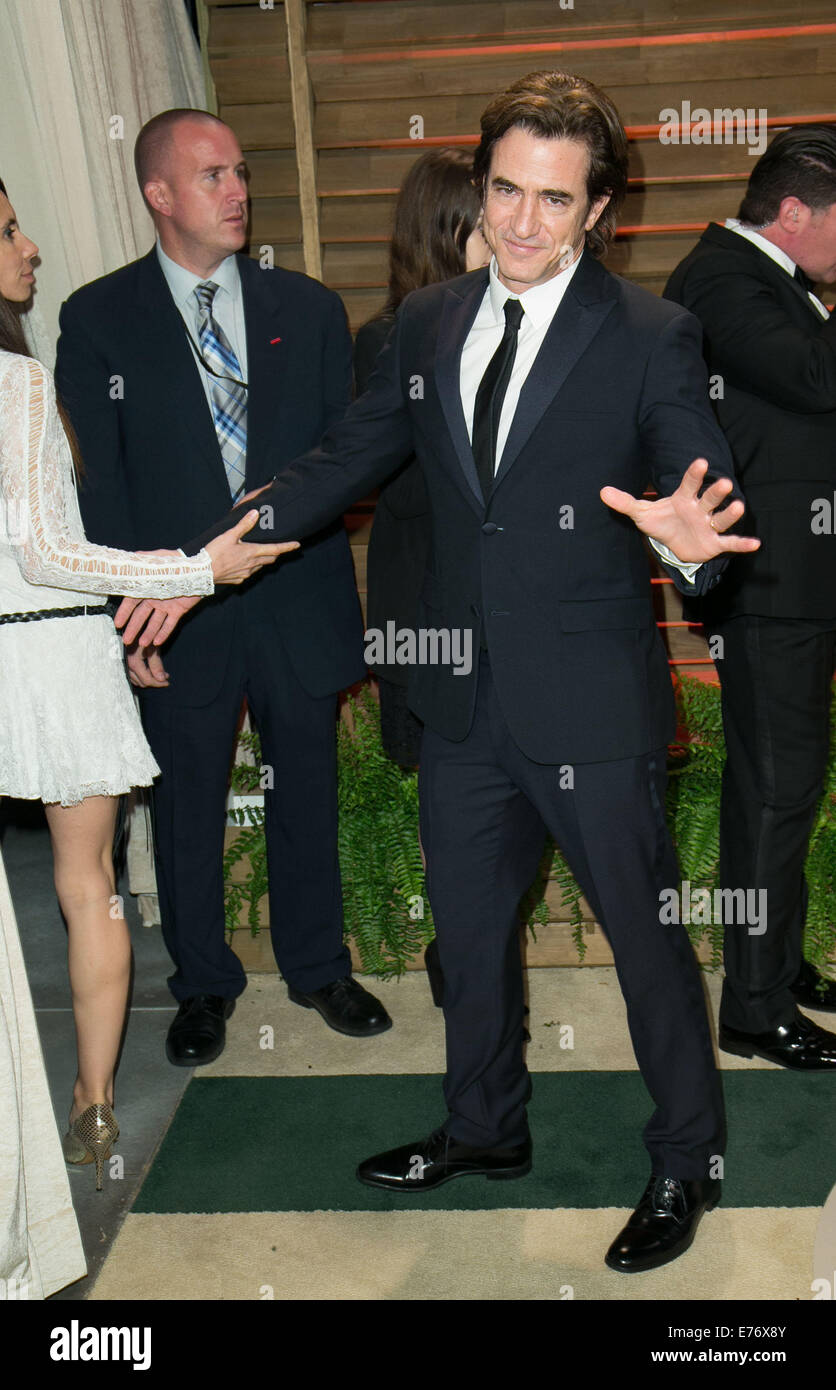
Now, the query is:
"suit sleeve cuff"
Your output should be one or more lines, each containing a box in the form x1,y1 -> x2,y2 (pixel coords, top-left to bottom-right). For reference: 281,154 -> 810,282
648,537 -> 702,584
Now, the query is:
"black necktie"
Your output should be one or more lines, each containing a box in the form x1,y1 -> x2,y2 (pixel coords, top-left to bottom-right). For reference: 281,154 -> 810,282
472,297 -> 524,503
794,264 -> 814,292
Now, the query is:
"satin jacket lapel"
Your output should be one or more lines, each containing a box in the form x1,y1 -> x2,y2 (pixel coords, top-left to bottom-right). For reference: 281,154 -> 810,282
239,256 -> 283,487
435,270 -> 489,515
493,255 -> 616,493
134,251 -> 230,498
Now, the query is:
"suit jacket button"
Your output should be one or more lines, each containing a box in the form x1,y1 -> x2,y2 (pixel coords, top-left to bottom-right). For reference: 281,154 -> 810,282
481,522 -> 498,535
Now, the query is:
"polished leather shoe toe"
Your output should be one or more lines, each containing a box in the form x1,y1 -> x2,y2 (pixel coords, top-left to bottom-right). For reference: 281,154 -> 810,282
165,995 -> 235,1067
605,1175 -> 721,1273
288,976 -> 392,1037
719,1010 -> 836,1069
357,1127 -> 532,1190
790,960 -> 836,1013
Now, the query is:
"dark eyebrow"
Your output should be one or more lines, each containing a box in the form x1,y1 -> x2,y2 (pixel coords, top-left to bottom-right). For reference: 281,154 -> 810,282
490,175 -> 574,201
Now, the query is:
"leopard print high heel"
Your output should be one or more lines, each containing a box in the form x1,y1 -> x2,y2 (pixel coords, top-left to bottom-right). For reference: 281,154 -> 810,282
62,1103 -> 119,1191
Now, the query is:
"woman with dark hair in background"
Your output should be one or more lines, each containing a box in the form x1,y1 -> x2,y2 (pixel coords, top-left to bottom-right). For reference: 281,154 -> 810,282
0,175 -> 290,1288
353,149 -> 490,1003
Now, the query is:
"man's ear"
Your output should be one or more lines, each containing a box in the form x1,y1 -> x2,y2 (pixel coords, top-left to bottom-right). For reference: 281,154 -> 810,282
144,179 -> 172,218
585,192 -> 611,231
775,195 -> 810,235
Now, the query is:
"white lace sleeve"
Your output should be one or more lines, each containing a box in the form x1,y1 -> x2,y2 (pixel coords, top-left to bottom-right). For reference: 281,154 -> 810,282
0,354 -> 214,598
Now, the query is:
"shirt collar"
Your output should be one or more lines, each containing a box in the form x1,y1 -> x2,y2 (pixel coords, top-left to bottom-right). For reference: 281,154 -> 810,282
155,239 -> 242,313
723,218 -> 798,279
487,248 -> 584,328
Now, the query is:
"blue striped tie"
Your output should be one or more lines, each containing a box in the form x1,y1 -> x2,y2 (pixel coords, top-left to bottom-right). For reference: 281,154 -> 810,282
194,281 -> 247,501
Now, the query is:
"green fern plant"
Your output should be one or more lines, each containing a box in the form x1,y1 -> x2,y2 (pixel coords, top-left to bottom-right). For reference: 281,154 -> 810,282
665,675 -> 727,965
335,688 -> 434,975
223,803 -> 269,935
223,727 -> 269,936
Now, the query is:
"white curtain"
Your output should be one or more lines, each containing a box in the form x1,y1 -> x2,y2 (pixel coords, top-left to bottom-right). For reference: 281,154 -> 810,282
0,0 -> 206,365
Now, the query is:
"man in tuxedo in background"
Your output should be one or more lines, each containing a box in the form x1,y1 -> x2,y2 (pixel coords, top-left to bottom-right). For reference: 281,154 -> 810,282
56,109 -> 391,1067
126,72 -> 760,1272
665,126 -> 836,1069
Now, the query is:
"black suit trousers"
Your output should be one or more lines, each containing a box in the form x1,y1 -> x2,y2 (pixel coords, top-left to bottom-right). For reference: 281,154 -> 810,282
140,614 -> 351,1002
419,654 -> 725,1178
708,614 -> 836,1032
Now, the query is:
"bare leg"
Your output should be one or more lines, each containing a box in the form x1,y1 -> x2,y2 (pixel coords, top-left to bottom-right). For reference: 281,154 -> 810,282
43,796 -> 129,1122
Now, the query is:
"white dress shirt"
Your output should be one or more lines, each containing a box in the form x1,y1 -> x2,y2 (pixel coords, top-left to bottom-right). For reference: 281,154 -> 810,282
462,253 -> 701,582
155,241 -> 249,416
724,218 -> 830,320
460,253 -> 583,469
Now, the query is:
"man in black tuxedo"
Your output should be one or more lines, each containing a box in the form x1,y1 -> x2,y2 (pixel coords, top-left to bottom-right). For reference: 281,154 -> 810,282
55,109 -> 391,1066
665,126 -> 836,1069
124,73 -> 759,1271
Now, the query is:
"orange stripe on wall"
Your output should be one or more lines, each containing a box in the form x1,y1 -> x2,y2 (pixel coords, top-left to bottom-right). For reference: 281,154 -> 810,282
314,23 -> 836,64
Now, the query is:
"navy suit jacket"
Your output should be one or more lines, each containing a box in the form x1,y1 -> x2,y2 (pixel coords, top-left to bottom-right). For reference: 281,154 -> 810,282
55,249 -> 366,706
194,253 -> 741,762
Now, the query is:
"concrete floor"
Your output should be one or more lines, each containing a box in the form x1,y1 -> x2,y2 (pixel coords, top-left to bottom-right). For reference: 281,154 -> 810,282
0,799 -> 191,1300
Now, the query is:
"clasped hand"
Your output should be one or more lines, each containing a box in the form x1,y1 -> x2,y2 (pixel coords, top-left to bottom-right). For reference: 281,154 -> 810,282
114,507 -> 298,648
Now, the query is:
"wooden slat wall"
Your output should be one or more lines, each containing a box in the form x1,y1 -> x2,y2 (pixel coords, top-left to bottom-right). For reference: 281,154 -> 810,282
202,0 -> 836,669
206,0 -> 836,314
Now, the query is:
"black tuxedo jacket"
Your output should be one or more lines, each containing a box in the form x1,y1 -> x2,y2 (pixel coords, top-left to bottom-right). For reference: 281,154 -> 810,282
55,249 -> 366,706
664,222 -> 836,621
195,253 -> 739,764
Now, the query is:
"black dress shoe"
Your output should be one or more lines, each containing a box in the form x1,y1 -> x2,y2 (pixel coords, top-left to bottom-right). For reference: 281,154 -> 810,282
288,976 -> 392,1037
357,1126 -> 532,1191
719,1009 -> 836,1069
605,1175 -> 721,1273
165,995 -> 235,1067
791,959 -> 836,1013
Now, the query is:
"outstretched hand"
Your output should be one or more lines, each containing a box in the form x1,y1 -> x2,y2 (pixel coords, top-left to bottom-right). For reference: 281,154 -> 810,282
600,457 -> 760,563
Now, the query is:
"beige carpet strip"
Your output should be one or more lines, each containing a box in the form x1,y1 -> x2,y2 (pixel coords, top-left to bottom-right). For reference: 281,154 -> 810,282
89,1208 -> 819,1302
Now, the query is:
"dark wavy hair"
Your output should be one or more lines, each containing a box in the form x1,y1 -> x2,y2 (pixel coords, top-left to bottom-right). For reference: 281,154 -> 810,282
0,176 -> 84,478
384,147 -> 482,312
738,123 -> 836,227
472,70 -> 629,259
0,177 -> 31,359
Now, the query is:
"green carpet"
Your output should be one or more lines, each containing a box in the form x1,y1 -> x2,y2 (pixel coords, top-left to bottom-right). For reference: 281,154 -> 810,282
134,1072 -> 834,1213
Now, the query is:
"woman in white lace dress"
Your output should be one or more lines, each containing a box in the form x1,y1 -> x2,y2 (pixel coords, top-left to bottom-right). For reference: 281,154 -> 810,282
0,180 -> 294,1293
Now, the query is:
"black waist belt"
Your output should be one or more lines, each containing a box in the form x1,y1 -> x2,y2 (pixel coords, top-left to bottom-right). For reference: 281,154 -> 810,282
0,597 -> 119,626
